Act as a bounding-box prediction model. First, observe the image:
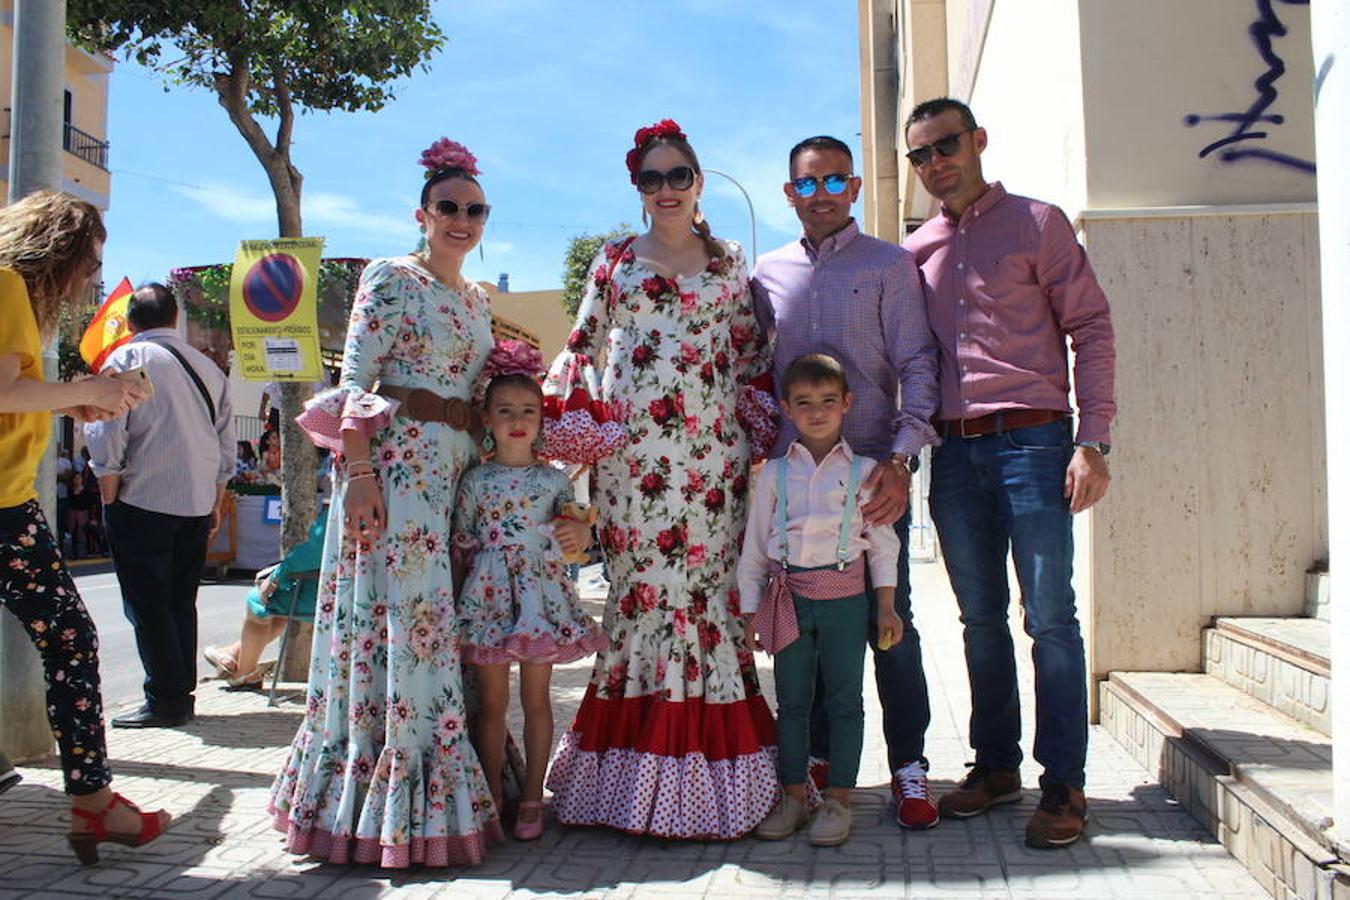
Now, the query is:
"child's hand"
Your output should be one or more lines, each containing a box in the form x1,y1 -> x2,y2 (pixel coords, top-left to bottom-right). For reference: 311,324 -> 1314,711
552,517 -> 591,557
876,605 -> 904,652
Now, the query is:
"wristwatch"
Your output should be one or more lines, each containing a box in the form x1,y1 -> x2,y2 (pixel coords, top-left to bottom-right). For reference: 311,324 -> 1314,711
891,454 -> 920,473
1075,441 -> 1111,457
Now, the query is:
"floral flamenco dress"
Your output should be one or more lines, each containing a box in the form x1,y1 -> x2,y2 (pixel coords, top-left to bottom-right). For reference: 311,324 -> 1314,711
452,462 -> 606,664
269,256 -> 498,868
544,237 -> 780,839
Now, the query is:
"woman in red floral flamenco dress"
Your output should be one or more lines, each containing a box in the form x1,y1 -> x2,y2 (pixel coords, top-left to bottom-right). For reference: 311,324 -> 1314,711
543,120 -> 780,838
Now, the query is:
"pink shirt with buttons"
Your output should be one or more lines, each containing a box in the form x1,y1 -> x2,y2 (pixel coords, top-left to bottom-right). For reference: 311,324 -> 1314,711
902,182 -> 1116,444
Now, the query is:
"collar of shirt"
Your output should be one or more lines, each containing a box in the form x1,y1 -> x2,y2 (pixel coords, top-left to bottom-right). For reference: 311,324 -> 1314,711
786,437 -> 854,468
130,327 -> 180,344
800,218 -> 861,264
940,181 -> 1007,225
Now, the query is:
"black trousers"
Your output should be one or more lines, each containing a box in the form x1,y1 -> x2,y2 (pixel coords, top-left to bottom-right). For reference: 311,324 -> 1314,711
104,500 -> 210,716
0,500 -> 111,794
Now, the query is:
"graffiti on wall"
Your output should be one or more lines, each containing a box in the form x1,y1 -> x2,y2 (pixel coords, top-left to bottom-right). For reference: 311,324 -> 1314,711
1182,0 -> 1315,175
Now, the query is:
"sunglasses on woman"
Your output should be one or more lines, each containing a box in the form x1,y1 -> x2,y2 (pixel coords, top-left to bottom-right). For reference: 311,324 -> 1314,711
426,199 -> 492,222
637,166 -> 697,194
791,173 -> 853,198
904,129 -> 973,168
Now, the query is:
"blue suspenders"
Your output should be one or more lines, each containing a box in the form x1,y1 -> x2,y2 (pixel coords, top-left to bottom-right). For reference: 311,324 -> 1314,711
774,451 -> 863,571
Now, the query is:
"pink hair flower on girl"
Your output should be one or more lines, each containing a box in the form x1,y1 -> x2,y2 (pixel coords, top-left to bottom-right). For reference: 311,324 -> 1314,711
419,138 -> 480,177
474,339 -> 546,404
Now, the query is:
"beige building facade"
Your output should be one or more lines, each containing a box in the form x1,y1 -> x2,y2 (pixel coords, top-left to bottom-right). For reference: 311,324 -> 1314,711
0,0 -> 112,210
860,1 -> 1341,893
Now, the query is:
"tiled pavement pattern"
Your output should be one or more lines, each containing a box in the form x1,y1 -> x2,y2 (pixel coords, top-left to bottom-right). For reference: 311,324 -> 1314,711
0,563 -> 1268,898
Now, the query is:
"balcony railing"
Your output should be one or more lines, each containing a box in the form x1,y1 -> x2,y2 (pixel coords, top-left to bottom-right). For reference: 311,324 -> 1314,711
63,122 -> 109,171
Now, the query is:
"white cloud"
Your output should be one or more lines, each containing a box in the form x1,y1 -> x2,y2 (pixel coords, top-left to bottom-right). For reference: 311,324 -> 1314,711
172,182 -> 415,242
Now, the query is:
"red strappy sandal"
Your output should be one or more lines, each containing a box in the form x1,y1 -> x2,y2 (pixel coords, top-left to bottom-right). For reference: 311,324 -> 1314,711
67,792 -> 169,865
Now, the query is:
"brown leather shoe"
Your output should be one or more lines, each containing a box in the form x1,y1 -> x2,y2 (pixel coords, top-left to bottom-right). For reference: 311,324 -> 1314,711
1025,783 -> 1088,848
937,764 -> 1022,818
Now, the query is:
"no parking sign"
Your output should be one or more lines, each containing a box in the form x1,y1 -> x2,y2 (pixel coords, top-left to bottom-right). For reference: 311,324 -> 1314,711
228,237 -> 326,381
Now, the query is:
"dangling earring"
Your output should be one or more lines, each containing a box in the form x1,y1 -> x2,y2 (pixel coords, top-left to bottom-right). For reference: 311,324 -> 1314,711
479,242 -> 485,262
532,434 -> 545,454
641,207 -> 650,227
693,203 -> 704,226
482,432 -> 495,453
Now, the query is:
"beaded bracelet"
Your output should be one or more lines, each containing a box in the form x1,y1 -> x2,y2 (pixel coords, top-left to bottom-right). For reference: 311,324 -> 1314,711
348,472 -> 377,482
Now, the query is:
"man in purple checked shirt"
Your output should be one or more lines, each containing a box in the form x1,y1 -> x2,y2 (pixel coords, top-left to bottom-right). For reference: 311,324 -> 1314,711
902,98 -> 1115,850
751,135 -> 942,831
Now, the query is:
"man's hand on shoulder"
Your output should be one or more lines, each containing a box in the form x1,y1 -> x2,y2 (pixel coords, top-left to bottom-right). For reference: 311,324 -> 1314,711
861,456 -> 912,526
1064,445 -> 1110,513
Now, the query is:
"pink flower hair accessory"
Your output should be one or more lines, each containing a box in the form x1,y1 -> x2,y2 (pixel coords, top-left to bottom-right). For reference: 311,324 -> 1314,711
419,138 -> 480,178
626,118 -> 687,183
474,339 -> 546,404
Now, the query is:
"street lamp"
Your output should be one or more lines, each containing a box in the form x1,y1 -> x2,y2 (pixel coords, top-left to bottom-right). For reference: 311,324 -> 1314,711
702,168 -> 757,263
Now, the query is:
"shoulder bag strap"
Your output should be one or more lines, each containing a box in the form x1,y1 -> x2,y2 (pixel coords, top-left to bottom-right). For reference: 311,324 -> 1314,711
154,341 -> 216,425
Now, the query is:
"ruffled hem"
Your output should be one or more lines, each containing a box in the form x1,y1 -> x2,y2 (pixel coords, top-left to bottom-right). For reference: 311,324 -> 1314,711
295,386 -> 400,452
540,352 -> 629,464
546,732 -> 779,839
268,806 -> 502,868
565,684 -> 778,758
736,373 -> 779,465
464,628 -> 607,665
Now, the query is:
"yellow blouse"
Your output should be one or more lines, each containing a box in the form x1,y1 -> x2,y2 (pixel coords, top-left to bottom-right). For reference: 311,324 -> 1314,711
0,267 -> 51,508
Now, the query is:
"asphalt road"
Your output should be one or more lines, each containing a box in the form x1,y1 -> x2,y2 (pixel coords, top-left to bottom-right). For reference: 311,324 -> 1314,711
70,561 -> 254,712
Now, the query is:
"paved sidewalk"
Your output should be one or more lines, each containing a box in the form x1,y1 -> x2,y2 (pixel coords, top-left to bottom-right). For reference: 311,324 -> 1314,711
0,563 -> 1266,898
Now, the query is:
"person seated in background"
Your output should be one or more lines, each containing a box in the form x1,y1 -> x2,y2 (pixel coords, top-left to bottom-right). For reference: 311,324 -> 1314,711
235,439 -> 257,478
255,429 -> 282,485
203,511 -> 326,687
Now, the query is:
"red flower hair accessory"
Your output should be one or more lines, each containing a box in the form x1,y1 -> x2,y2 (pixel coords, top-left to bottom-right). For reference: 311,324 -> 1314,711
419,138 -> 480,178
474,339 -> 545,404
625,118 -> 687,183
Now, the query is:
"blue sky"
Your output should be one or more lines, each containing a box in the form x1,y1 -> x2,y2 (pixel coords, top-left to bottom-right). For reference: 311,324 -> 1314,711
101,1 -> 863,296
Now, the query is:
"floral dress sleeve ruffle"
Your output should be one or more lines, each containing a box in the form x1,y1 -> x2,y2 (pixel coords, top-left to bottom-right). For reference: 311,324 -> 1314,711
540,239 -> 634,465
294,258 -> 408,452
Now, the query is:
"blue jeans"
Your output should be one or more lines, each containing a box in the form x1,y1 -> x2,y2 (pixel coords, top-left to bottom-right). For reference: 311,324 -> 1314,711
928,419 -> 1087,790
809,510 -> 931,771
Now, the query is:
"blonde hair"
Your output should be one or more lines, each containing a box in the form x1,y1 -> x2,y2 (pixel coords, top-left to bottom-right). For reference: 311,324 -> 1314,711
0,190 -> 106,339
637,137 -> 728,268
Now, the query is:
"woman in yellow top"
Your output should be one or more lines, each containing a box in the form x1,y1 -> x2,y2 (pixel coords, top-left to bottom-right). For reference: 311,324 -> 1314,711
0,190 -> 168,865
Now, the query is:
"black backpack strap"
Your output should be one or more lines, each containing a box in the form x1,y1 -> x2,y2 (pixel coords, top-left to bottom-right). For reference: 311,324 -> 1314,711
155,342 -> 216,425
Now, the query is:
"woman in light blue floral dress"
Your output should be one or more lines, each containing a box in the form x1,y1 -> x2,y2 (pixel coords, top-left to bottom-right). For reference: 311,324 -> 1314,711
269,138 -> 499,868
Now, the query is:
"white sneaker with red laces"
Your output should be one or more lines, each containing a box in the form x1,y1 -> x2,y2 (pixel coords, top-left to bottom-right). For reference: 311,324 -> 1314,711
892,760 -> 939,829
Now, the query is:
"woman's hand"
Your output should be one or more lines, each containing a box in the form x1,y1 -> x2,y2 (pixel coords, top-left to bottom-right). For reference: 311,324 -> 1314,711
552,517 -> 591,557
80,374 -> 148,416
343,475 -> 386,538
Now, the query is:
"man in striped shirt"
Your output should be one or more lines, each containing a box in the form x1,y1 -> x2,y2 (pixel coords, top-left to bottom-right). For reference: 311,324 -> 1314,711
751,135 -> 941,830
86,283 -> 235,729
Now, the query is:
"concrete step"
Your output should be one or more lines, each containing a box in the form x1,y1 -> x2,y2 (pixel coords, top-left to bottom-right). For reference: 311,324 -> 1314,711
1306,570 -> 1330,622
1205,617 -> 1331,735
1101,671 -> 1350,898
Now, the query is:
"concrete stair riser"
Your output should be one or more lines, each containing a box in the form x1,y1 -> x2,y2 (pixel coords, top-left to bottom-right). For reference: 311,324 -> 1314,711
1205,620 -> 1331,737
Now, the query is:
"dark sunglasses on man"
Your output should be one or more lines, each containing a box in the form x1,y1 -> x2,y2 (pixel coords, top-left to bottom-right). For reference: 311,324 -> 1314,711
637,166 -> 697,194
791,173 -> 852,198
426,199 -> 491,222
905,129 -> 974,168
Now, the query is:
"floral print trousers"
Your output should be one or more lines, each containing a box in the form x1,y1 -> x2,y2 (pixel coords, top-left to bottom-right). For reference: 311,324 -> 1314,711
0,501 -> 109,795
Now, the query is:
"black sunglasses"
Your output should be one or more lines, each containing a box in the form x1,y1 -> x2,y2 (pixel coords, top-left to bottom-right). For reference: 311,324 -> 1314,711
791,173 -> 853,198
637,166 -> 696,194
426,199 -> 491,221
905,129 -> 973,167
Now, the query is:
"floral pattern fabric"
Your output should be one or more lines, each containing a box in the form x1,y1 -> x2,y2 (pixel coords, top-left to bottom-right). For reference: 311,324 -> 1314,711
0,501 -> 109,796
270,256 -> 499,868
452,462 -> 606,664
545,238 -> 780,838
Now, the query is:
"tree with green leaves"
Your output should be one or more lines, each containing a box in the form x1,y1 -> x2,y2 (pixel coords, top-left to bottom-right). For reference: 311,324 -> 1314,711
67,1 -> 445,677
561,225 -> 631,320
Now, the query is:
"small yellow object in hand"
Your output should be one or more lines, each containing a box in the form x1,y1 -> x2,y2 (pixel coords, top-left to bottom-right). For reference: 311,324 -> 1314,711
877,631 -> 895,652
558,502 -> 598,565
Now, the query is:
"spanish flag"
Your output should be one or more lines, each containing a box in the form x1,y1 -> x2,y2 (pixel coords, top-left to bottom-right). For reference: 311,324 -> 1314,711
79,276 -> 134,373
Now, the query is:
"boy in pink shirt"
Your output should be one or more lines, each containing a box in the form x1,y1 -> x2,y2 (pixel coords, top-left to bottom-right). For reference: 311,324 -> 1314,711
739,353 -> 903,846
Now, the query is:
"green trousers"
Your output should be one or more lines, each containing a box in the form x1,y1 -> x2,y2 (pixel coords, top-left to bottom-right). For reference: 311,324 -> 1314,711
773,586 -> 868,788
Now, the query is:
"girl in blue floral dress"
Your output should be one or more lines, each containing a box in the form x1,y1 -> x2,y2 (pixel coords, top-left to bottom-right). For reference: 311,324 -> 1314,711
270,139 -> 499,868
452,341 -> 605,840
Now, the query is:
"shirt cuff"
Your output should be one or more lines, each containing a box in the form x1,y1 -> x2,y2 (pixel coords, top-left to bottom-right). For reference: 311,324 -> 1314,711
737,581 -> 762,614
891,423 -> 940,457
1074,414 -> 1112,446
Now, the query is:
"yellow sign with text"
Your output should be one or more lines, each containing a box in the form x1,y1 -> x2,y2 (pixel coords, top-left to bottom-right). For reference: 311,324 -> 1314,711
228,237 -> 325,381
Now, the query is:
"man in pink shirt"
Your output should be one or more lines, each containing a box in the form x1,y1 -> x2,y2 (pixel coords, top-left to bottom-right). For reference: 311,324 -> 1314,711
902,98 -> 1116,849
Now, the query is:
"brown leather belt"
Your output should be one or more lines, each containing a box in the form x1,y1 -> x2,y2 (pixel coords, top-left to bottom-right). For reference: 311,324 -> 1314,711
377,385 -> 472,431
937,409 -> 1064,439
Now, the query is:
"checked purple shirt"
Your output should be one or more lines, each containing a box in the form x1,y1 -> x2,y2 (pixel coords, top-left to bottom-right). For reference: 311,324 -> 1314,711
751,220 -> 939,460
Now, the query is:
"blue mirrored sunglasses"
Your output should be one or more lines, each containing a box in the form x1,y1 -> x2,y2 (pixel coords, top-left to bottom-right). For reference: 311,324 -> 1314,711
792,173 -> 852,198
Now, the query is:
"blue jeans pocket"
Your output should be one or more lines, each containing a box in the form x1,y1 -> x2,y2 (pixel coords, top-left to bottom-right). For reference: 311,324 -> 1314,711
1003,420 -> 1071,452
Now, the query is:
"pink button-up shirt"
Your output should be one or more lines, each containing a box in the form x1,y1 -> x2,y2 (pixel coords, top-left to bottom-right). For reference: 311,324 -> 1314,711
903,182 -> 1116,444
736,439 -> 901,613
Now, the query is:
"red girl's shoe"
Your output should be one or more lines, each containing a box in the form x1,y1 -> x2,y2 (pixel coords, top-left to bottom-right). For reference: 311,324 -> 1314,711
67,792 -> 169,865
